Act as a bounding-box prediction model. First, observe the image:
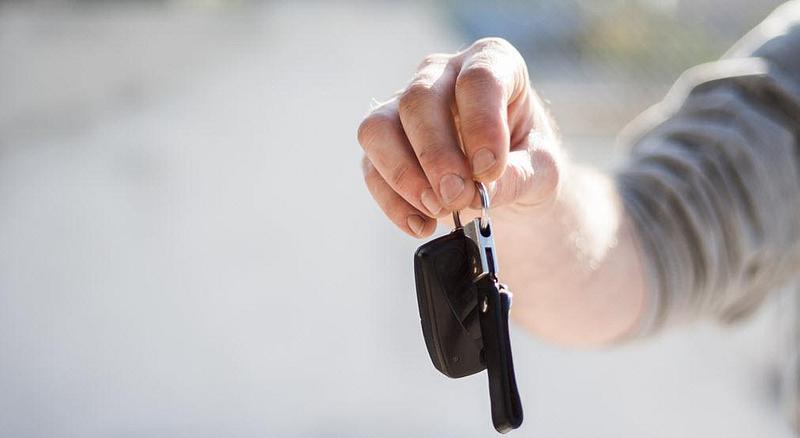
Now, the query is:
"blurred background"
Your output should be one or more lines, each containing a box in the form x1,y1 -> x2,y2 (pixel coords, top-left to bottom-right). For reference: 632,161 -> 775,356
0,0 -> 794,437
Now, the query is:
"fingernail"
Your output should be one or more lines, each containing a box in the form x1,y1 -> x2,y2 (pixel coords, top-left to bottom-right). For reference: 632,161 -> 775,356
439,174 -> 465,205
407,215 -> 425,236
421,188 -> 442,216
472,148 -> 496,176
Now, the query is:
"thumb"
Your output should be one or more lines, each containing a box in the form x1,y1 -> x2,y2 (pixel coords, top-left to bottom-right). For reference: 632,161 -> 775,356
472,135 -> 562,210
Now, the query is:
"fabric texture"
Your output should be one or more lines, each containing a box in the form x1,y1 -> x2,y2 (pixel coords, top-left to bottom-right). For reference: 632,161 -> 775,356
617,1 -> 800,333
615,1 -> 800,429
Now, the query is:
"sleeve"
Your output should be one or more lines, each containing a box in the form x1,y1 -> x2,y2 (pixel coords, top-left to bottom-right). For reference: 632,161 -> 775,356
616,1 -> 800,333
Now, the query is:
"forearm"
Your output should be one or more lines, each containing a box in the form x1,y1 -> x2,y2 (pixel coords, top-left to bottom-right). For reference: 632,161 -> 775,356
492,162 -> 648,346
499,2 -> 800,344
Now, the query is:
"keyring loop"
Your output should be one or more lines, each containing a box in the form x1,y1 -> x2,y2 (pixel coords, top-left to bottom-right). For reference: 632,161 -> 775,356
451,182 -> 490,231
476,182 -> 490,231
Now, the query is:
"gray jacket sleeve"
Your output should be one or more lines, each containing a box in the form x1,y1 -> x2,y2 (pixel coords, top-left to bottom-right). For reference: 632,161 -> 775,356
617,1 -> 800,332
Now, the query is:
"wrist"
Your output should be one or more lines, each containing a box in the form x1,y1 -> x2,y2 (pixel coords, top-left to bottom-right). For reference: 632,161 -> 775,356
490,163 -> 647,345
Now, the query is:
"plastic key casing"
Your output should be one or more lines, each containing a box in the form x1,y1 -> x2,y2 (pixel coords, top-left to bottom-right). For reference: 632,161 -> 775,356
413,229 -> 484,378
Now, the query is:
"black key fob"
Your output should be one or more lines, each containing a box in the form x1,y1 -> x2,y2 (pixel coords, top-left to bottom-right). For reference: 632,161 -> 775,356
414,228 -> 484,378
413,183 -> 523,433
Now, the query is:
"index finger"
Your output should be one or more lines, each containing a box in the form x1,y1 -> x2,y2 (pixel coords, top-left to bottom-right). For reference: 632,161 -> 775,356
455,38 -> 530,182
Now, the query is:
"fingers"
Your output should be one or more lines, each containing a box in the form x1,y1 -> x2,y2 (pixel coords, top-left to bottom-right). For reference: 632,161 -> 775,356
357,38 -> 553,238
358,99 -> 444,218
455,38 -> 531,182
362,156 -> 437,238
397,55 -> 476,212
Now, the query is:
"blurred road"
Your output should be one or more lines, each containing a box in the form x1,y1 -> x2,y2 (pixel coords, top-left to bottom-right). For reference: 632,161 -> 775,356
0,2 -> 795,437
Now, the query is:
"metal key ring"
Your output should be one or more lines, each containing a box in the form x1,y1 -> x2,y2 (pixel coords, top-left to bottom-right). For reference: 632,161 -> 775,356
476,182 -> 490,232
451,182 -> 491,231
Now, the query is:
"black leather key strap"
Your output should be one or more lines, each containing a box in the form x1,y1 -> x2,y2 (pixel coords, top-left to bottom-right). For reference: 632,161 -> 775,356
474,275 -> 523,433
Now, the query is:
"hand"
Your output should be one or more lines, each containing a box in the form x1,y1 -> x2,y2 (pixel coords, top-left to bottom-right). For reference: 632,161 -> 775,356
358,38 -> 646,345
358,37 -> 562,237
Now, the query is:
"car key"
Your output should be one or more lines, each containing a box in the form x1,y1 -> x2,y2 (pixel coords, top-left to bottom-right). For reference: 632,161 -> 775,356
413,182 -> 523,433
413,211 -> 484,378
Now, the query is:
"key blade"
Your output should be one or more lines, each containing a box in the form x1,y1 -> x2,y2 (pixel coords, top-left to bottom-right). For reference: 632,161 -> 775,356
463,218 -> 498,278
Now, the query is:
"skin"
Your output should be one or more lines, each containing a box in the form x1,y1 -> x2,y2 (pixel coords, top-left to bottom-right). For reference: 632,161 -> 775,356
357,38 -> 648,346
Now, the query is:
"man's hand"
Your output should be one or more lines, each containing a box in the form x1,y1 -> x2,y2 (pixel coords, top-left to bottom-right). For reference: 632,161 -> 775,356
357,37 -> 560,237
357,38 -> 647,346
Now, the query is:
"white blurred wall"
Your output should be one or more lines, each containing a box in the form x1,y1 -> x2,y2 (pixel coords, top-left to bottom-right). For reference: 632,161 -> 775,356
0,2 -> 794,437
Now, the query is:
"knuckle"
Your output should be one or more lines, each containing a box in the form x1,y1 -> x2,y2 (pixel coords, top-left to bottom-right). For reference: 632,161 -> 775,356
398,82 -> 435,115
388,161 -> 412,190
460,110 -> 502,139
416,144 -> 450,171
357,111 -> 396,150
472,36 -> 513,52
417,53 -> 450,70
465,37 -> 527,90
384,197 -> 409,222
456,63 -> 503,96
